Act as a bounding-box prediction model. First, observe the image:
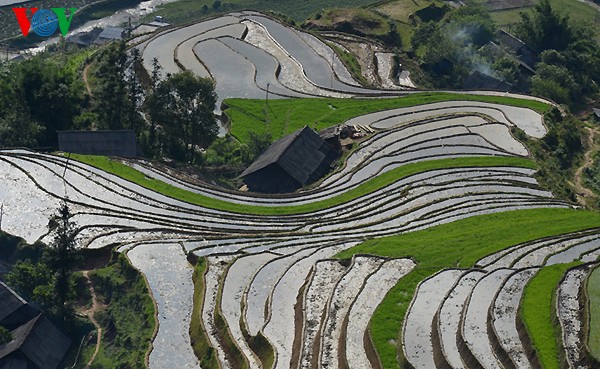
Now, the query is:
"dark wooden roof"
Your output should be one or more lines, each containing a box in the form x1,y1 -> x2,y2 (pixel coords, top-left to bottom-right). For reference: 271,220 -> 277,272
0,315 -> 71,369
497,30 -> 537,68
0,283 -> 27,324
463,70 -> 512,91
240,126 -> 328,185
57,130 -> 137,157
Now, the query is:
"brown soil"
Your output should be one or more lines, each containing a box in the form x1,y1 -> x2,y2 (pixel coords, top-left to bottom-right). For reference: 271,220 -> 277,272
80,270 -> 105,369
290,283 -> 306,369
571,127 -> 599,207
363,329 -> 383,369
83,64 -> 93,96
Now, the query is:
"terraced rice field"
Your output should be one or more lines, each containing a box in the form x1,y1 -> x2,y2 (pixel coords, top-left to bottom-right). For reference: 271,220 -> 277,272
2,11 -> 600,369
136,10 -> 425,114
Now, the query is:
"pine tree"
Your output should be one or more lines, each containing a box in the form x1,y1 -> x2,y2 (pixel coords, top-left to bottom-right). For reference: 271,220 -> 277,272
47,203 -> 79,320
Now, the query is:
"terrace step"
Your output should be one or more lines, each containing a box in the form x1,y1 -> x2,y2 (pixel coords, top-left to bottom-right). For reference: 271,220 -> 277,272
437,270 -> 487,369
344,258 -> 415,368
319,255 -> 387,369
460,268 -> 514,369
299,259 -> 349,369
403,269 -> 464,369
557,264 -> 596,369
491,268 -> 539,369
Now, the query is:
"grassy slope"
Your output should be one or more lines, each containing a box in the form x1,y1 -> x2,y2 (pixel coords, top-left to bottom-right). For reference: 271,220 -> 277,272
70,154 -> 536,215
82,255 -> 156,369
151,0 -> 377,24
189,258 -> 220,369
588,265 -> 600,361
328,42 -> 371,86
488,0 -> 600,41
521,263 -> 579,369
372,0 -> 444,48
307,8 -> 391,35
336,209 -> 600,369
224,92 -> 550,143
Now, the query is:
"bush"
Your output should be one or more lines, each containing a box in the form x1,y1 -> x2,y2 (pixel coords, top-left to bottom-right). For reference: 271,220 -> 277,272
0,326 -> 12,344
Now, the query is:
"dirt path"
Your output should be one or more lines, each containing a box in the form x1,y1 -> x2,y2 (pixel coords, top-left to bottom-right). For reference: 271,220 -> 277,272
82,270 -> 103,369
572,127 -> 599,207
83,64 -> 93,96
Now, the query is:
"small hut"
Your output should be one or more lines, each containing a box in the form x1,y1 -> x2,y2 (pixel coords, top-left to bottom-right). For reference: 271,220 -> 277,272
0,282 -> 71,369
239,126 -> 338,193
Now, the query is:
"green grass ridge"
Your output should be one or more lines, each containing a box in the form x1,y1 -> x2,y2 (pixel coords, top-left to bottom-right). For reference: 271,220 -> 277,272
190,258 -> 220,369
335,209 -> 600,369
224,92 -> 550,143
521,262 -> 580,369
70,154 -> 537,215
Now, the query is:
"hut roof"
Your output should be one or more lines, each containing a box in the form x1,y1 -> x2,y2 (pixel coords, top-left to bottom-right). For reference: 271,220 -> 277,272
593,108 -> 600,118
0,283 -> 27,324
239,126 -> 328,185
0,315 -> 71,369
463,70 -> 512,91
96,26 -> 125,41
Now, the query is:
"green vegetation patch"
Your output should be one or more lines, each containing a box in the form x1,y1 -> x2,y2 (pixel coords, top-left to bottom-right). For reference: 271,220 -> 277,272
336,208 -> 600,369
588,265 -> 600,361
0,326 -> 12,345
328,42 -> 370,86
70,154 -> 536,215
306,8 -> 391,36
149,0 -> 377,24
190,258 -> 219,368
224,92 -> 550,143
83,254 -> 156,369
521,263 -> 579,369
487,0 -> 600,40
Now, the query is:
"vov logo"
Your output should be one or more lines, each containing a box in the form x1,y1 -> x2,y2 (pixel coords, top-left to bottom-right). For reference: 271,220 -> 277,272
12,8 -> 77,37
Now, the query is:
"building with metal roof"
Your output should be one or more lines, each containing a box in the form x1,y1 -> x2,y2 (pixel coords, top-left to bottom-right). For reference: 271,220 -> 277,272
239,126 -> 338,193
57,130 -> 138,157
94,26 -> 126,45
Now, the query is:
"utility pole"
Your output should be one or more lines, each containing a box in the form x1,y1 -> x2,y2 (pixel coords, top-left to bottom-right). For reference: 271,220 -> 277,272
61,153 -> 71,199
265,82 -> 270,107
0,203 -> 4,231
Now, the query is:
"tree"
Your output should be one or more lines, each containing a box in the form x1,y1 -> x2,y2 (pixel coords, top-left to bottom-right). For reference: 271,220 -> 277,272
514,0 -> 573,52
46,203 -> 80,319
93,41 -> 129,130
447,5 -> 496,46
146,71 -> 218,163
531,63 -> 579,105
6,260 -> 53,304
0,53 -> 84,148
0,107 -> 44,147
0,327 -> 11,345
246,131 -> 272,164
127,48 -> 144,133
493,57 -> 521,85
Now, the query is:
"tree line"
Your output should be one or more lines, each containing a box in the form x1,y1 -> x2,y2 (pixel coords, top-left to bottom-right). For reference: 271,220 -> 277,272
411,0 -> 600,111
0,41 -> 271,169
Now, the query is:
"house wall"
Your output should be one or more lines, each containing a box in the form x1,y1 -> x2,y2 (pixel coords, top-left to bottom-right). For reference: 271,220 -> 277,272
243,163 -> 302,194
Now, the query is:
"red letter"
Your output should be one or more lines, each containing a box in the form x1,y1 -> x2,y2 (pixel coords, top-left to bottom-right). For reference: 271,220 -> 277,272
12,8 -> 38,37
